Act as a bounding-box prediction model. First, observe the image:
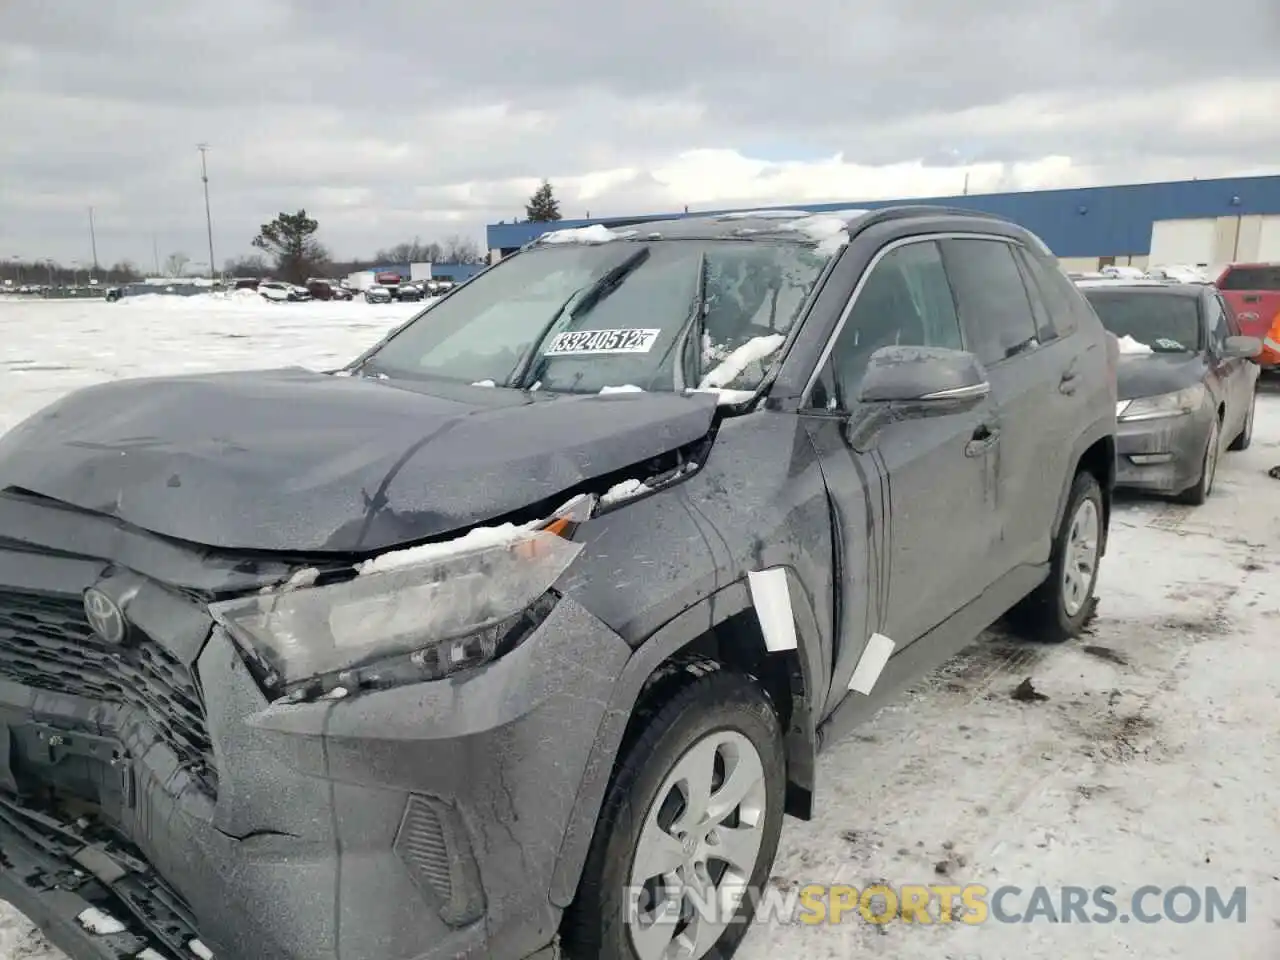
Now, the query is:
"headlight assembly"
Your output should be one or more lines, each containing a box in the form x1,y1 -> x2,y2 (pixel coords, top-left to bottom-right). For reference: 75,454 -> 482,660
1116,384 -> 1205,422
211,498 -> 592,699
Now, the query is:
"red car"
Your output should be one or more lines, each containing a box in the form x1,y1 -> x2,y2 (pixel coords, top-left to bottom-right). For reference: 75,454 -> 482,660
1216,262 -> 1280,365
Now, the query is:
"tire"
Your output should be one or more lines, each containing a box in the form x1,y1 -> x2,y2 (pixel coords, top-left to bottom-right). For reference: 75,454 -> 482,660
1228,390 -> 1255,451
1009,470 -> 1105,644
562,667 -> 786,960
1177,416 -> 1220,506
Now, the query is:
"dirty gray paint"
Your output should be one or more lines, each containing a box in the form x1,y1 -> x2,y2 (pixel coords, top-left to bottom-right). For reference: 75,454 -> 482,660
0,206 -> 1122,960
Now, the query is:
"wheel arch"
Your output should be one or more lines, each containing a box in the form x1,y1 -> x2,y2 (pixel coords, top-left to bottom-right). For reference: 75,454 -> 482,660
1053,418 -> 1115,554
547,572 -> 824,908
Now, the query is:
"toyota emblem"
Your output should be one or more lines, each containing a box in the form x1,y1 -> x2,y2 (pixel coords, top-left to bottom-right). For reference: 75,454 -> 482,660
1239,311 -> 1260,324
83,588 -> 127,645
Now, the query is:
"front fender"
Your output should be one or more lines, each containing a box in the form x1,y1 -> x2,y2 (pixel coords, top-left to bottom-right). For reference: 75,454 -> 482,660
547,569 -> 825,908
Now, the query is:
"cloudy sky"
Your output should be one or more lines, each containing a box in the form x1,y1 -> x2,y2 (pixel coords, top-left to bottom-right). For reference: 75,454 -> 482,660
2,0 -> 1278,267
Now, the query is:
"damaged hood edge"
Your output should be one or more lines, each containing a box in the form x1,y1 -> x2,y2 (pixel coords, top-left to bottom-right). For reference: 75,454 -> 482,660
0,367 -> 720,554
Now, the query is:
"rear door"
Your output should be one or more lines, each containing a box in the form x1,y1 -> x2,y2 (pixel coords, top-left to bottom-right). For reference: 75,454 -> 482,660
938,238 -> 1078,574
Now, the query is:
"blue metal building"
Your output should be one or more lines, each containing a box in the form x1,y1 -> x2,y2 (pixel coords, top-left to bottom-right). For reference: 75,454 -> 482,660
485,174 -> 1280,261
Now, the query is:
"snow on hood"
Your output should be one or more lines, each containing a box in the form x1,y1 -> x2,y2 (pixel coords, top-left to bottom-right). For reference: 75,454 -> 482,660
699,334 -> 785,389
1116,334 -> 1154,355
599,384 -> 645,394
355,520 -> 537,575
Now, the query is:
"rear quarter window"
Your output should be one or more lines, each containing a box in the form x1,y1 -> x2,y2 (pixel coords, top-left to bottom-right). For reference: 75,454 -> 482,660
1020,252 -> 1088,337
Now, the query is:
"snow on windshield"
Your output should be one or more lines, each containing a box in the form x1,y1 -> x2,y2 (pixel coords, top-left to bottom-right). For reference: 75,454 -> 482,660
699,334 -> 785,389
362,239 -> 831,396
1116,335 -> 1154,354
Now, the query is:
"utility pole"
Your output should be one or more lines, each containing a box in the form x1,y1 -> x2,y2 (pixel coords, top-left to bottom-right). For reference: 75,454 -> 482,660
88,207 -> 99,277
152,234 -> 160,276
197,144 -> 216,280
963,171 -> 971,196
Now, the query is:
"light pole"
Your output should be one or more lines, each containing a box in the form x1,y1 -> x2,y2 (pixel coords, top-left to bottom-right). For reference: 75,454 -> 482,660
44,259 -> 54,288
88,207 -> 99,278
70,259 -> 79,287
9,256 -> 19,286
197,144 -> 216,280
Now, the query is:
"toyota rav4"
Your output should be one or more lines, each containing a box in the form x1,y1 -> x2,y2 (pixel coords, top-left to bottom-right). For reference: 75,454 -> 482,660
0,207 -> 1116,960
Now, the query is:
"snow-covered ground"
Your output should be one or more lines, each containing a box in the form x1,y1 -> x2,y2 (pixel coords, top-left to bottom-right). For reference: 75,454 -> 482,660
0,297 -> 1277,959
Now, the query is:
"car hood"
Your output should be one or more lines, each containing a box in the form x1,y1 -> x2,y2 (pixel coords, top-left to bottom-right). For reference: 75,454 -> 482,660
0,368 -> 718,554
1116,352 -> 1205,402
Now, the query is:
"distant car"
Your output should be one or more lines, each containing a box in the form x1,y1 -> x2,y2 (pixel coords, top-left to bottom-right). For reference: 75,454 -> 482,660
365,285 -> 392,303
1146,265 -> 1212,284
394,283 -> 423,302
306,280 -> 352,301
1099,265 -> 1146,280
1215,263 -> 1280,366
259,281 -> 304,302
1079,278 -> 1261,504
233,278 -> 261,291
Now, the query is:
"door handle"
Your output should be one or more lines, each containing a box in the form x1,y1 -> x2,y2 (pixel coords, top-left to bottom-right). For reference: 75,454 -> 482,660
965,424 -> 999,457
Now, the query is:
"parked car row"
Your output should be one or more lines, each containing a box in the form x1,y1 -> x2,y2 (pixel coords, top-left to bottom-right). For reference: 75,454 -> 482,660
1072,274 -> 1261,505
363,280 -> 453,303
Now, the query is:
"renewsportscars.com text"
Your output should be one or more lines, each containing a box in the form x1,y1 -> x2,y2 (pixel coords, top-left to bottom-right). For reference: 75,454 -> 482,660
625,883 -> 1247,926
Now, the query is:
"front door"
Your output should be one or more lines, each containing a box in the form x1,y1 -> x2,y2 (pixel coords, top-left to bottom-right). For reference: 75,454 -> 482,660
801,237 -> 999,714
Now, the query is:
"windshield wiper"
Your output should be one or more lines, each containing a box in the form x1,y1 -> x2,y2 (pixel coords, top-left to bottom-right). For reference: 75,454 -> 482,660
510,246 -> 652,389
659,251 -> 708,391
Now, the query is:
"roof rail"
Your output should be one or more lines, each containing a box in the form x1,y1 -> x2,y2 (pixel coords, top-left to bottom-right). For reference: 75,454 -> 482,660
852,204 -> 1018,231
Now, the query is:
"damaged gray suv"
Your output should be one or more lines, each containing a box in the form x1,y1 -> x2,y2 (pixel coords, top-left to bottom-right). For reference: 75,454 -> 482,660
0,207 -> 1116,960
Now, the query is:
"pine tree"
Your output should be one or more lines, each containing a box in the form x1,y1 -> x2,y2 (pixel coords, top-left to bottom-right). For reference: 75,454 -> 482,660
252,210 -> 329,284
525,180 -> 562,222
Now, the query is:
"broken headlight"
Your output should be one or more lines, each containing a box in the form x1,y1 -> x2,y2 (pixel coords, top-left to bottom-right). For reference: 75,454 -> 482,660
210,526 -> 584,696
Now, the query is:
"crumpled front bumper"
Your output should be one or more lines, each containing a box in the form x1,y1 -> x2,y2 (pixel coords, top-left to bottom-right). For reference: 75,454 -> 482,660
0,794 -> 201,960
0,584 -> 631,960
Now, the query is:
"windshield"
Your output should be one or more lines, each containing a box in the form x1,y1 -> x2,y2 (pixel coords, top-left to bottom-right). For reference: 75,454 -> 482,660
1084,290 -> 1203,353
359,239 -> 831,394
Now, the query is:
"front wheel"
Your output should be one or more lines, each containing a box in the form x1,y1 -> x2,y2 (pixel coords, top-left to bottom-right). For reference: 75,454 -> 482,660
1177,416 -> 1220,505
562,667 -> 786,960
1229,391 -> 1255,451
1010,470 -> 1104,643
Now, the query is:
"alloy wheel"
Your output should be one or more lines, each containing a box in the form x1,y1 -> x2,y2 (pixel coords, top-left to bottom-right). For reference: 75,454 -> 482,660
627,730 -> 768,960
1061,497 -> 1100,618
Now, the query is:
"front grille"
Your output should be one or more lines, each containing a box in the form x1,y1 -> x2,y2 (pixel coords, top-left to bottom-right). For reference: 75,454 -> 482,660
0,590 -> 216,793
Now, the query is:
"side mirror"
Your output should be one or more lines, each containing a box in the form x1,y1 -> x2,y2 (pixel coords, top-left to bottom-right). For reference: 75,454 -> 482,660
857,345 -> 990,405
1222,335 -> 1262,360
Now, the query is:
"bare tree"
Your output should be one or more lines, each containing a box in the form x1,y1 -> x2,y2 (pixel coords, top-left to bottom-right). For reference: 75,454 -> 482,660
440,234 -> 485,264
164,251 -> 191,277
223,253 -> 270,277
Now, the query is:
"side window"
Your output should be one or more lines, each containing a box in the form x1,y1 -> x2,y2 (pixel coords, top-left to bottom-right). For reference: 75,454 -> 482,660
1218,295 -> 1242,337
1011,247 -> 1057,341
1205,295 -> 1231,352
813,240 -> 963,409
939,239 -> 1039,365
1020,253 -> 1084,337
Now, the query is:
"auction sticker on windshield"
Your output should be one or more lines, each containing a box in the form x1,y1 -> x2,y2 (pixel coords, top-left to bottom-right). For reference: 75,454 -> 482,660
544,328 -> 662,356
